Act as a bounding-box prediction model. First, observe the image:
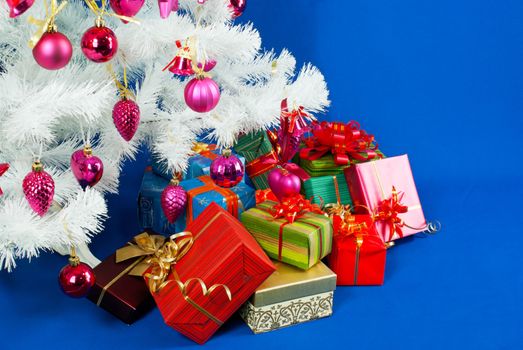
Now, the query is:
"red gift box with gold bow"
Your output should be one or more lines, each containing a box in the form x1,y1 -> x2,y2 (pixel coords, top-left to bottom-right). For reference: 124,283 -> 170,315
327,214 -> 387,285
344,155 -> 427,242
120,203 -> 275,344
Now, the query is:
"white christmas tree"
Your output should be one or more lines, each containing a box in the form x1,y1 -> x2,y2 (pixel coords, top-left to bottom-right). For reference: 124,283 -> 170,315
0,0 -> 329,271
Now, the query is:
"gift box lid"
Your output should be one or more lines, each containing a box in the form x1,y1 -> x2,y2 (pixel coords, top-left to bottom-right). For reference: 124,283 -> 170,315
250,261 -> 336,307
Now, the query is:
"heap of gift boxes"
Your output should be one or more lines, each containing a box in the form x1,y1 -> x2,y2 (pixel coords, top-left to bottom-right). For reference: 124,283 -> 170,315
86,112 -> 434,344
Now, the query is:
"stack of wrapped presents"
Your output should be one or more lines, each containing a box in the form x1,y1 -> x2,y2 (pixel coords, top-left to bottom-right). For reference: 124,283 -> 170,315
87,110 -> 433,344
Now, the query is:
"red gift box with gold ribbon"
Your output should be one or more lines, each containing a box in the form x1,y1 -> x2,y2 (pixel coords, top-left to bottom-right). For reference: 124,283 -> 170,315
327,214 -> 387,285
122,203 -> 275,344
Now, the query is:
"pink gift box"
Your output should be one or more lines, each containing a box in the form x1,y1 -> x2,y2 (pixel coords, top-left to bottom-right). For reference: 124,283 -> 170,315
344,155 -> 427,242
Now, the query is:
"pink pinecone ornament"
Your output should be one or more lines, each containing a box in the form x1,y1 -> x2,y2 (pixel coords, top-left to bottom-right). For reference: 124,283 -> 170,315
113,98 -> 140,141
23,161 -> 55,216
161,177 -> 187,223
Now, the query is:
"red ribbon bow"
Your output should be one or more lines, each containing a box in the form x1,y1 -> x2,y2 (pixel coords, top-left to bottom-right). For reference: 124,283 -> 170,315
0,163 -> 9,196
270,194 -> 322,224
374,186 -> 409,241
300,121 -> 381,166
255,189 -> 278,205
333,214 -> 370,238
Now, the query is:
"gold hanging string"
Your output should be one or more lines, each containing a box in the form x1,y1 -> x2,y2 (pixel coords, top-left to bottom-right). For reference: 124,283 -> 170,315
84,0 -> 140,24
106,64 -> 135,100
27,0 -> 68,48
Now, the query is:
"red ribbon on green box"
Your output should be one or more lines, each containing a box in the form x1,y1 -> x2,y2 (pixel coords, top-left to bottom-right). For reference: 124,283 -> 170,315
300,121 -> 381,166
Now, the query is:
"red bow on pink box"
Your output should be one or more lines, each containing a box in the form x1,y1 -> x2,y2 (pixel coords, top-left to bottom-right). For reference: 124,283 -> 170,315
300,121 -> 381,166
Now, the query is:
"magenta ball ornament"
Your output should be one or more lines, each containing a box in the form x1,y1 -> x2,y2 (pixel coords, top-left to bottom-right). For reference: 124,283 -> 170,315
109,0 -> 145,23
184,77 -> 220,113
32,31 -> 72,70
229,0 -> 246,18
58,258 -> 96,298
210,149 -> 244,188
71,146 -> 104,190
197,59 -> 217,72
161,178 -> 187,224
268,167 -> 301,201
112,98 -> 141,141
23,161 -> 55,216
81,23 -> 118,63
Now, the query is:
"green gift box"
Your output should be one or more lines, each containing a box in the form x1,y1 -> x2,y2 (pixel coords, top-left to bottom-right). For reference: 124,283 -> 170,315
234,131 -> 274,163
302,174 -> 353,206
299,150 -> 385,177
234,131 -> 277,190
241,201 -> 333,270
299,154 -> 348,177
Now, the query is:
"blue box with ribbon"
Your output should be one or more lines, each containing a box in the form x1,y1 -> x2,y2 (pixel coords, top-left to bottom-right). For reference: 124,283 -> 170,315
175,175 -> 256,231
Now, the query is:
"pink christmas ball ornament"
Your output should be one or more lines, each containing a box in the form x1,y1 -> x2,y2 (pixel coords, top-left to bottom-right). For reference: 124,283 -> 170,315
109,0 -> 145,23
268,167 -> 301,202
197,59 -> 217,72
58,257 -> 96,298
210,149 -> 244,188
70,146 -> 104,190
81,21 -> 118,63
184,77 -> 221,113
33,30 -> 72,70
229,0 -> 246,18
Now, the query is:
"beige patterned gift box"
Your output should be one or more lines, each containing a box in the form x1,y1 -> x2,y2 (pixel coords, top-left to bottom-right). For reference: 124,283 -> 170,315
239,261 -> 336,334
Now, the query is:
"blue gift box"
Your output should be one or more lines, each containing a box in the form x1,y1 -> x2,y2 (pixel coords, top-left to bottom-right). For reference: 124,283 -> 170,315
137,167 -> 177,235
138,167 -> 255,234
175,175 -> 255,230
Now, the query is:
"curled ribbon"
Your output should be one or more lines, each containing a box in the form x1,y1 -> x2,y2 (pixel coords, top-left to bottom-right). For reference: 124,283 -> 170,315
27,0 -> 68,48
173,278 -> 232,326
373,186 -> 409,242
300,121 -> 381,166
333,214 -> 369,238
84,0 -> 140,24
270,194 -> 322,224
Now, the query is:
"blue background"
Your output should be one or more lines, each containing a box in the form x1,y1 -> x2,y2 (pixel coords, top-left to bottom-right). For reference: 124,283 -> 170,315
2,0 -> 522,348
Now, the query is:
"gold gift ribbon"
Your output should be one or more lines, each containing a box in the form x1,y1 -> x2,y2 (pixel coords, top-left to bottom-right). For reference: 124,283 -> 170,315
353,234 -> 364,285
192,142 -> 214,155
323,175 -> 352,218
116,218 -> 233,325
27,0 -> 68,48
107,64 -> 135,100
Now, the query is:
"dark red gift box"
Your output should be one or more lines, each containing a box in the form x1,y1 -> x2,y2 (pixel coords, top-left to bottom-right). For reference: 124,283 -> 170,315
328,214 -> 387,285
145,202 -> 275,344
87,238 -> 156,324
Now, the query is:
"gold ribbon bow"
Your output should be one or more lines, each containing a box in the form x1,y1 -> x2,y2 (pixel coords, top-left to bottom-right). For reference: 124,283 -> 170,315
192,142 -> 215,155
117,231 -> 232,325
27,0 -> 68,48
